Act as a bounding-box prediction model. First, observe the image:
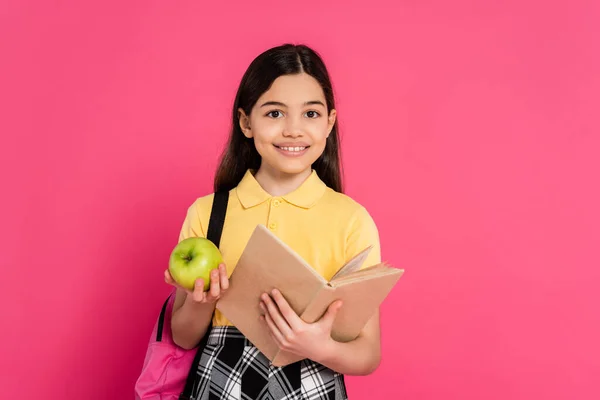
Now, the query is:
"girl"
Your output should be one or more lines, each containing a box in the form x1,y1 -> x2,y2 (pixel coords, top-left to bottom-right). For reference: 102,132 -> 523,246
164,44 -> 382,400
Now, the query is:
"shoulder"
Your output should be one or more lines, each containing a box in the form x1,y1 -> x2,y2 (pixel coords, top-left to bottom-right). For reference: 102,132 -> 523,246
178,192 -> 218,240
321,189 -> 381,263
188,192 -> 216,213
322,188 -> 376,222
181,192 -> 214,221
319,188 -> 379,240
183,188 -> 236,224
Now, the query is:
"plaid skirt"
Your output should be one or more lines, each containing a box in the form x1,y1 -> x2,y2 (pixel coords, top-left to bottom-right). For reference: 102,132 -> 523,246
187,326 -> 348,400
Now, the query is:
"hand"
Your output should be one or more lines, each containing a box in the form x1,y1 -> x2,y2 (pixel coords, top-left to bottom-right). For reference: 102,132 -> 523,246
164,263 -> 229,304
259,288 -> 343,362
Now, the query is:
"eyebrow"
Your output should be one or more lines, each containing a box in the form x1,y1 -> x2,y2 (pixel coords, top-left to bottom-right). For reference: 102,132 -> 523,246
260,100 -> 326,108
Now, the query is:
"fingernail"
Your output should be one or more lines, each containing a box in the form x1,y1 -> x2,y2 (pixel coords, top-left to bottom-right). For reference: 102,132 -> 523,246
271,289 -> 278,296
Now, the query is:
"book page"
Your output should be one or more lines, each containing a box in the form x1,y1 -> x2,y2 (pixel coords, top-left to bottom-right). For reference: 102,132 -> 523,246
331,263 -> 402,287
329,269 -> 404,342
329,245 -> 372,282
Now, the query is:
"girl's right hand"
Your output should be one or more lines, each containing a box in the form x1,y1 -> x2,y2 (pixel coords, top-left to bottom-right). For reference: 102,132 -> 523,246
164,263 -> 229,304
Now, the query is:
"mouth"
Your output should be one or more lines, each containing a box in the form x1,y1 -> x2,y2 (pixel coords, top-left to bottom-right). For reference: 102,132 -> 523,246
274,145 -> 309,152
273,144 -> 310,157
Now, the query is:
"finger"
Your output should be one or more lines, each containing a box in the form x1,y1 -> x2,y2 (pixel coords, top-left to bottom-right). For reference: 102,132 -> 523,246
261,293 -> 293,338
262,306 -> 287,347
320,300 -> 343,327
270,289 -> 303,331
164,269 -> 176,285
165,270 -> 192,295
219,264 -> 229,291
208,269 -> 221,299
192,279 -> 206,302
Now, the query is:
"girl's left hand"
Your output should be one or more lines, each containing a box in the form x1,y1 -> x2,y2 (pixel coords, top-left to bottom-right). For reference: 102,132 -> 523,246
259,288 -> 343,362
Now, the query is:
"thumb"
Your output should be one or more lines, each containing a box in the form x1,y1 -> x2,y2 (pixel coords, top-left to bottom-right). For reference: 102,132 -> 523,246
321,300 -> 343,326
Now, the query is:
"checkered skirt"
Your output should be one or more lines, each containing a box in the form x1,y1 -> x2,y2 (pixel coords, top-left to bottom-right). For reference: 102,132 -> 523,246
186,326 -> 348,400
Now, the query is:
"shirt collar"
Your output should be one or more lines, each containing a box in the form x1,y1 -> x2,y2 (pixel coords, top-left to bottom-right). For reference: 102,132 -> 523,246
235,169 -> 327,209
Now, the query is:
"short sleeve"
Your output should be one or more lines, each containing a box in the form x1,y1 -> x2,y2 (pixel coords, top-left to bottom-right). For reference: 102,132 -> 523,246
345,206 -> 382,269
178,201 -> 206,243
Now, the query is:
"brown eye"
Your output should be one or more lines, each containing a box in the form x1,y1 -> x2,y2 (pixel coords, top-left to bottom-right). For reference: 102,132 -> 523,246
305,111 -> 320,119
267,110 -> 283,118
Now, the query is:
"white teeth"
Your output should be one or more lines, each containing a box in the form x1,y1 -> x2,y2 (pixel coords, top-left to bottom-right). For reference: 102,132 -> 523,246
280,146 -> 306,152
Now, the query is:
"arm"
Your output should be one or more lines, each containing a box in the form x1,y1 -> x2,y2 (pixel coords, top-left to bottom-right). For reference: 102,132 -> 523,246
317,310 -> 381,375
260,289 -> 381,376
168,201 -> 229,350
169,271 -> 226,350
319,205 -> 383,374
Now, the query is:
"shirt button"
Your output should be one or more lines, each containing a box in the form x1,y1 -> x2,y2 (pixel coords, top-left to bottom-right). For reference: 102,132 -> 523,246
269,222 -> 277,231
272,199 -> 281,207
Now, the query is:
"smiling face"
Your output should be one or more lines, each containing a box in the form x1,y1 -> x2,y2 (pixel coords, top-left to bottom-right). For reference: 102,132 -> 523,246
238,73 -> 337,178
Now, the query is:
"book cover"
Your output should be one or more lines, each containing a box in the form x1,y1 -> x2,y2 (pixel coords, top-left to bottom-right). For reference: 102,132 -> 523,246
216,224 -> 404,366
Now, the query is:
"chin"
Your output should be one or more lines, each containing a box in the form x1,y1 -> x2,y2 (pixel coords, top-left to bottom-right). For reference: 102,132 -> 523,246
276,164 -> 313,176
258,147 -> 322,176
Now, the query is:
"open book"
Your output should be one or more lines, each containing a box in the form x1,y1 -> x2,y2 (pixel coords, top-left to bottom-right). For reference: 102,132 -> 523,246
216,224 -> 404,367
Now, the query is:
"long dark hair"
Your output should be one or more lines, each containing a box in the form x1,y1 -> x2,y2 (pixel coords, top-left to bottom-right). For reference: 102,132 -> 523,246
214,44 -> 343,193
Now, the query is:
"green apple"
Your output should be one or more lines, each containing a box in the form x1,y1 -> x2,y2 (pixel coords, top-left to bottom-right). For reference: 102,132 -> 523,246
168,237 -> 223,291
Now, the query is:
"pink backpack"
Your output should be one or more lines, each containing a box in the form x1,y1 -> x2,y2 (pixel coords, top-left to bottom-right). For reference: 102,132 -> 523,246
134,290 -> 197,399
135,191 -> 229,400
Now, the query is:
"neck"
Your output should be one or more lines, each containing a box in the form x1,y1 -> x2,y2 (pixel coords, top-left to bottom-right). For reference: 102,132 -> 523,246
254,164 -> 312,197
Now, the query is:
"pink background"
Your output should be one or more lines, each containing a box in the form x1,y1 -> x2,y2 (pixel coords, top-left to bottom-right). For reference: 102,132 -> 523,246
1,1 -> 598,399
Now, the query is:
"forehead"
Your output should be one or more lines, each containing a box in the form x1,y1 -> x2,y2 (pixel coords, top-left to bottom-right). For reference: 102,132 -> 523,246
259,73 -> 325,104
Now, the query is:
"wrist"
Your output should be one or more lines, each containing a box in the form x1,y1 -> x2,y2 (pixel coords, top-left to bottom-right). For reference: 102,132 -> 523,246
184,295 -> 216,310
314,337 -> 341,365
182,296 -> 217,321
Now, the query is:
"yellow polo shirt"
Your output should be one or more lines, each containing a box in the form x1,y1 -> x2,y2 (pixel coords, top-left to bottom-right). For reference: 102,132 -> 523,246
178,169 -> 381,326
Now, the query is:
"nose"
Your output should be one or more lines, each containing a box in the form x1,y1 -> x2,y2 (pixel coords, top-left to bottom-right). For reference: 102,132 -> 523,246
283,115 -> 304,138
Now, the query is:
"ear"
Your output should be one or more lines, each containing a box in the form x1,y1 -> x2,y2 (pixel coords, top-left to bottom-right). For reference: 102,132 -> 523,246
326,109 -> 337,137
238,108 -> 253,138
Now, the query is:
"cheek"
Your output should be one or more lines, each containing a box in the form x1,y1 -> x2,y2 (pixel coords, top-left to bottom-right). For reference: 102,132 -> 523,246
253,137 -> 272,158
251,125 -> 279,152
309,123 -> 330,144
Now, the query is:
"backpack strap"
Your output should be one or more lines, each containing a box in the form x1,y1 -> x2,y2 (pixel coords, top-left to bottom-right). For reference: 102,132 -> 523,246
179,190 -> 229,399
206,191 -> 229,248
155,296 -> 170,342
